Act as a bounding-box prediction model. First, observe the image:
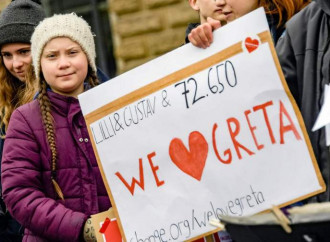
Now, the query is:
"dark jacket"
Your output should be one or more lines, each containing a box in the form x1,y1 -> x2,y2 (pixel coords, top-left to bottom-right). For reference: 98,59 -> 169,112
276,0 -> 330,202
0,80 -> 23,242
0,134 -> 23,242
97,67 -> 109,83
1,91 -> 111,241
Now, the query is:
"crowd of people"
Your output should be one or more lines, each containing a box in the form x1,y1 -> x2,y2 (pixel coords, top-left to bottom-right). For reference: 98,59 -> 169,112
0,0 -> 328,241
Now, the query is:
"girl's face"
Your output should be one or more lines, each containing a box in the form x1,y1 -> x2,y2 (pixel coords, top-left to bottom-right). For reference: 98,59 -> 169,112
1,43 -> 32,82
190,0 -> 259,24
41,37 -> 88,97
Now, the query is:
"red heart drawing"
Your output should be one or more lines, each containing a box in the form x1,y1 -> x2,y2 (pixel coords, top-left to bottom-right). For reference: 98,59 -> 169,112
169,131 -> 208,181
245,37 -> 259,53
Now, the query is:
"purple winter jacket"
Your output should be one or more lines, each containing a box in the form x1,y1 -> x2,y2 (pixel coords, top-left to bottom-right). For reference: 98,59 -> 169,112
1,91 -> 111,241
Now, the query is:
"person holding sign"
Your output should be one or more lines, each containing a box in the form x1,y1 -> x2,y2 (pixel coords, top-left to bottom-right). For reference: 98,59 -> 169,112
185,0 -> 310,48
276,0 -> 330,203
1,13 -> 111,241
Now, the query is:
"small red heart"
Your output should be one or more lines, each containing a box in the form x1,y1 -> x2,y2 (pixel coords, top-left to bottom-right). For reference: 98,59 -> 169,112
245,37 -> 259,53
169,131 -> 208,181
100,218 -> 122,242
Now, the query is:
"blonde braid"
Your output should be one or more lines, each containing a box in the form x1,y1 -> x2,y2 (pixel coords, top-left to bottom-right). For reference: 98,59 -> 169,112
38,80 -> 64,200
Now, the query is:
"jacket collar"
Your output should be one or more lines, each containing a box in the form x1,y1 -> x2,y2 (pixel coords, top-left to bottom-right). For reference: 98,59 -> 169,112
316,0 -> 330,16
47,91 -> 81,118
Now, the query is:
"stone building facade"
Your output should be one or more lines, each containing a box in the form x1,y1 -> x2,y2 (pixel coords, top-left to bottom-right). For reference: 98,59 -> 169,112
107,0 -> 199,74
0,0 -> 10,12
0,0 -> 199,75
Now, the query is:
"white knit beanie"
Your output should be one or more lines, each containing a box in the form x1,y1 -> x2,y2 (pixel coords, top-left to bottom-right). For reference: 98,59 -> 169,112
31,13 -> 96,81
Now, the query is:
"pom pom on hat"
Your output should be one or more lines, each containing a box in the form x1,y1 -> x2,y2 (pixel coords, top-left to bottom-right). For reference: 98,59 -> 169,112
31,13 -> 97,81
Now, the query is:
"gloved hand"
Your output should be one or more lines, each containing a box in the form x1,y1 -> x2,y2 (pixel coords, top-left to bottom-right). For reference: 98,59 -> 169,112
83,218 -> 97,242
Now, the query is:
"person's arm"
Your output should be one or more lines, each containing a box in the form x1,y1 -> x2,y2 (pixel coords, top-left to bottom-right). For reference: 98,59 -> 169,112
1,109 -> 88,241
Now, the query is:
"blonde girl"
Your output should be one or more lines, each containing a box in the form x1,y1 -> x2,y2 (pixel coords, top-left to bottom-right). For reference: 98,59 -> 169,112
0,0 -> 45,240
1,13 -> 111,241
0,0 -> 44,134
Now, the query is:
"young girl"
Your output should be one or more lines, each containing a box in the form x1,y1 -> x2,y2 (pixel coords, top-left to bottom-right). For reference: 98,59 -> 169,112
1,13 -> 111,241
186,0 -> 310,48
0,0 -> 45,240
0,0 -> 44,133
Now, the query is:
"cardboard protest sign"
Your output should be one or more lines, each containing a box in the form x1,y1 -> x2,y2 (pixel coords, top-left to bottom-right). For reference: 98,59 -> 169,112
79,8 -> 325,242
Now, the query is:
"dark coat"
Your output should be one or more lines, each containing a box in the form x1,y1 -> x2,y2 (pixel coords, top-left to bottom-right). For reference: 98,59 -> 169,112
97,67 -> 109,83
0,135 -> 23,242
0,78 -> 23,241
276,0 -> 330,202
1,91 -> 111,241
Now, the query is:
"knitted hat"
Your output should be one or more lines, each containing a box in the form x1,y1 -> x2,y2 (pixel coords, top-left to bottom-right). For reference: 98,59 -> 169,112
31,13 -> 97,81
0,0 -> 45,47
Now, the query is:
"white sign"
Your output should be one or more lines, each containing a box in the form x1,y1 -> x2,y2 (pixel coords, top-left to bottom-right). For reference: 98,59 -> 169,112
79,8 -> 324,242
312,84 -> 330,145
312,84 -> 330,132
